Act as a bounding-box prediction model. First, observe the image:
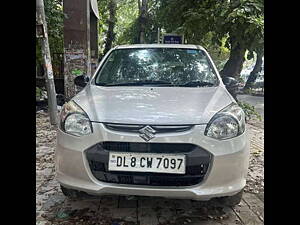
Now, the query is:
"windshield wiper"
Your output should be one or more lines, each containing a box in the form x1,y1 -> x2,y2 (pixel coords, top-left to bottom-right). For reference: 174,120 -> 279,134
179,81 -> 215,87
103,80 -> 175,87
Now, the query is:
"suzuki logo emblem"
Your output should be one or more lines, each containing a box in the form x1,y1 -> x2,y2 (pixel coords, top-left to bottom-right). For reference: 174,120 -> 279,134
139,125 -> 156,141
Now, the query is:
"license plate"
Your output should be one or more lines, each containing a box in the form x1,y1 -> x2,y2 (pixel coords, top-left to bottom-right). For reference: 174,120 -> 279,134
108,152 -> 186,174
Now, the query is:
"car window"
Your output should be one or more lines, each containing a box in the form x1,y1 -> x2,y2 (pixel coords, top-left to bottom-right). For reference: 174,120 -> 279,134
95,48 -> 219,86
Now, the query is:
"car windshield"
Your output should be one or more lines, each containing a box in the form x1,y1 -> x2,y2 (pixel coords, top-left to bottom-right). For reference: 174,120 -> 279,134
95,48 -> 219,87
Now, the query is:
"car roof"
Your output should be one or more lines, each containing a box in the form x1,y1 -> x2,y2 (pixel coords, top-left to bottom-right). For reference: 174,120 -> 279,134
114,44 -> 205,51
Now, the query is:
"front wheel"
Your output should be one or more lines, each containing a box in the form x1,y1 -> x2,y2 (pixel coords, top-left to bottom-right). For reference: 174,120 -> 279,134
218,189 -> 243,207
60,185 -> 85,199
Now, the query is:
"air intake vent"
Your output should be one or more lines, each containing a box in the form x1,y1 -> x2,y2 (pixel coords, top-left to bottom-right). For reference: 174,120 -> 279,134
104,123 -> 194,133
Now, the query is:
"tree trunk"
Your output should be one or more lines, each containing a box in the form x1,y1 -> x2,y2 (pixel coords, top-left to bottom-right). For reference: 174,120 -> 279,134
220,38 -> 246,79
138,0 -> 147,44
244,52 -> 263,90
103,0 -> 117,56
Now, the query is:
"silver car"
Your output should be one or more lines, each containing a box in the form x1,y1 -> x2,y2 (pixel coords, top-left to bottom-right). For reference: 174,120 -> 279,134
55,44 -> 250,206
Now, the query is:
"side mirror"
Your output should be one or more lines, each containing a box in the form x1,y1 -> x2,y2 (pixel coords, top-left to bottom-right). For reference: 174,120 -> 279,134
222,77 -> 238,87
222,76 -> 238,100
74,75 -> 90,87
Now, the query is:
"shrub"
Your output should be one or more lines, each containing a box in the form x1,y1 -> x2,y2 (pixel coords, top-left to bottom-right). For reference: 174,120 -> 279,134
36,87 -> 42,99
238,101 -> 262,121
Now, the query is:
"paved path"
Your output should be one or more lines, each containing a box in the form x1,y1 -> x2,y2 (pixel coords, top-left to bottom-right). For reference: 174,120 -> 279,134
36,113 -> 264,225
37,192 -> 263,225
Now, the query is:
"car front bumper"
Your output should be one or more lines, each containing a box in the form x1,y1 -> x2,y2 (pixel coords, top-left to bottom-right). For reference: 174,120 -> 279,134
55,122 -> 250,200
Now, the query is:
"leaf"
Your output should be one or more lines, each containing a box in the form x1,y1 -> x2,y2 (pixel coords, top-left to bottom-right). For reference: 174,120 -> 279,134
56,211 -> 69,219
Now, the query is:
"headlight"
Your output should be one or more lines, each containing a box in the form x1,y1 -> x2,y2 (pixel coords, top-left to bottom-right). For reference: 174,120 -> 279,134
205,103 -> 245,140
60,101 -> 92,136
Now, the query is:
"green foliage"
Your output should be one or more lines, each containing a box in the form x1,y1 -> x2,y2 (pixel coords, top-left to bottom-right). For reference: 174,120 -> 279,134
98,0 -> 111,52
155,0 -> 231,69
115,0 -> 161,45
99,0 -> 264,68
36,0 -> 64,67
190,0 -> 263,52
155,0 -> 263,71
36,0 -> 263,80
207,35 -> 231,71
98,0 -> 141,52
238,101 -> 262,121
71,69 -> 84,76
223,0 -> 264,55
114,0 -> 139,45
142,3 -> 160,43
244,85 -> 254,94
36,87 -> 43,98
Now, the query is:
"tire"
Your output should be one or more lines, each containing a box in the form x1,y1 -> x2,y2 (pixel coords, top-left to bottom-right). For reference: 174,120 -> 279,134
60,185 -> 84,199
218,189 -> 243,207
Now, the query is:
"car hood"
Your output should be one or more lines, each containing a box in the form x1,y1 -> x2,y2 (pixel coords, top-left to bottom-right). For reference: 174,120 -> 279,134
73,85 -> 234,125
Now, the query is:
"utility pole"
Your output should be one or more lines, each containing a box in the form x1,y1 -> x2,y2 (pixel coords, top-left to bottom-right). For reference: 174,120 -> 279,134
36,0 -> 58,125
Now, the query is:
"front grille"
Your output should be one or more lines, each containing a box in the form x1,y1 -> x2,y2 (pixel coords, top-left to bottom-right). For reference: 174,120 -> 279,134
85,142 -> 212,187
104,123 -> 193,133
101,142 -> 196,153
